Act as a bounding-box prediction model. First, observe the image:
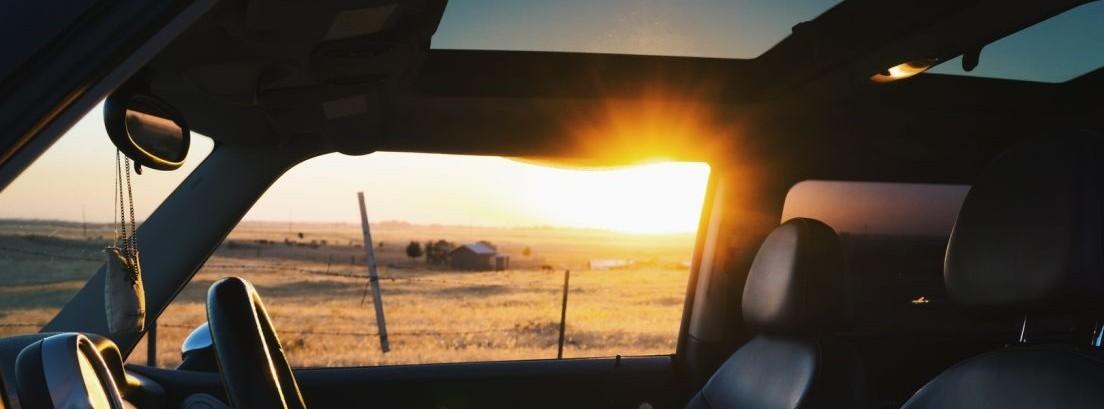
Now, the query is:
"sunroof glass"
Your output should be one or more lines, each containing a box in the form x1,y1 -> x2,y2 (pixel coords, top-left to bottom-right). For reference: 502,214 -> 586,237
432,0 -> 841,59
927,1 -> 1104,83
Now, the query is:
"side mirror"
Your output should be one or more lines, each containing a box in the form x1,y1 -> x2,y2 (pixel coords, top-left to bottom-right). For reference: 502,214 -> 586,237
178,322 -> 217,371
104,86 -> 189,172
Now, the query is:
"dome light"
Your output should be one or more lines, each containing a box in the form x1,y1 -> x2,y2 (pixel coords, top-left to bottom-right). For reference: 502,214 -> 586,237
871,59 -> 938,83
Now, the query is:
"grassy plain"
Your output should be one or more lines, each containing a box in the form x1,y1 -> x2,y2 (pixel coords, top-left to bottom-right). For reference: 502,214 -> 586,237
0,219 -> 694,368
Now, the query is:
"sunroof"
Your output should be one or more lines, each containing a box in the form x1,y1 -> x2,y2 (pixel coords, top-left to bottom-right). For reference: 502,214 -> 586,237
926,1 -> 1104,83
432,0 -> 841,59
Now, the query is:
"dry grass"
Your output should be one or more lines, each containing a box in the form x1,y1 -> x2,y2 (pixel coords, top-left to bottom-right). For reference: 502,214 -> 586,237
1,220 -> 693,368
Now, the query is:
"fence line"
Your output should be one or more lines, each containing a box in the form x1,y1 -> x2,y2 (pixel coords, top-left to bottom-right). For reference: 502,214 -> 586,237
1,246 -> 563,290
0,245 -> 100,261
2,321 -> 528,338
207,262 -> 559,289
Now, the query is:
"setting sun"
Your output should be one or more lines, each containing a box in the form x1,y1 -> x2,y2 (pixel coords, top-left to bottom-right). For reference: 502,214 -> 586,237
516,161 -> 711,234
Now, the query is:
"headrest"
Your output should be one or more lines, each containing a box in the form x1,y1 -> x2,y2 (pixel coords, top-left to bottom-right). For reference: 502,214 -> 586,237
945,134 -> 1104,313
742,218 -> 848,334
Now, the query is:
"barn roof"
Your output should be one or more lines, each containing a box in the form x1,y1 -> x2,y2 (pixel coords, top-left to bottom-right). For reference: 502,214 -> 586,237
452,243 -> 497,255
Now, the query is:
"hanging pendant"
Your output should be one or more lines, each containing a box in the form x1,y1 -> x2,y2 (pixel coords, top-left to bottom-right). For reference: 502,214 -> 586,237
104,246 -> 146,334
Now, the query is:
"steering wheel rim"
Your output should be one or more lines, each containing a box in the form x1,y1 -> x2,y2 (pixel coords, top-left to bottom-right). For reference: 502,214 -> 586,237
206,277 -> 307,409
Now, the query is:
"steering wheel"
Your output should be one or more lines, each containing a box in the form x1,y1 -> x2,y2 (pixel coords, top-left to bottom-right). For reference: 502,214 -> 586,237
206,277 -> 307,409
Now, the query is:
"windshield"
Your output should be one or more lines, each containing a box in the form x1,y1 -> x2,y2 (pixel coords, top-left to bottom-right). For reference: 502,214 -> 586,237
134,153 -> 710,367
0,104 -> 213,336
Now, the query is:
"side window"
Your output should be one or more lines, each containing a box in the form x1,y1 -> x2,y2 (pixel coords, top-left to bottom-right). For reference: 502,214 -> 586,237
0,104 -> 213,338
141,153 -> 710,367
783,181 -> 997,332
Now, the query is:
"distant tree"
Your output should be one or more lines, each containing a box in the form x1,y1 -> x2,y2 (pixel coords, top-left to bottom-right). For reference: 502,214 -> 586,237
405,241 -> 423,259
522,246 -> 532,257
425,240 -> 454,265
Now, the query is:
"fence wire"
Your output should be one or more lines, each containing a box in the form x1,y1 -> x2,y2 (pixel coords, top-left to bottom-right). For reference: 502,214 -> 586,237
1,247 -> 572,339
0,246 -> 566,289
1,321 -> 526,338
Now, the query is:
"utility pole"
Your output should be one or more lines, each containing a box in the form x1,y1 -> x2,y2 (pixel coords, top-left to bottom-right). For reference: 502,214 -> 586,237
357,192 -> 390,353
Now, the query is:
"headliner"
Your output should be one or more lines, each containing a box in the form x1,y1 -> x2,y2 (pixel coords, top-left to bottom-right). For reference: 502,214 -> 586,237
140,0 -> 1103,185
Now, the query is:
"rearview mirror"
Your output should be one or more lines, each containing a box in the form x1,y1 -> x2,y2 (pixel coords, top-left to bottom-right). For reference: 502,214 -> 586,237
104,88 -> 189,172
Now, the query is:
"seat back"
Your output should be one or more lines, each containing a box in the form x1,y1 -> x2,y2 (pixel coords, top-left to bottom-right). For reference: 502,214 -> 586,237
686,218 -> 865,409
903,134 -> 1104,409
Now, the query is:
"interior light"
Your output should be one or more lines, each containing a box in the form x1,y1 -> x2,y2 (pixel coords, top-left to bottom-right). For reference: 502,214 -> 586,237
870,59 -> 938,83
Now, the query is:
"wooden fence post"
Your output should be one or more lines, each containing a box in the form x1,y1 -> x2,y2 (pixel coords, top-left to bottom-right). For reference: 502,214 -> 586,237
557,269 -> 571,359
358,192 -> 390,353
147,319 -> 158,366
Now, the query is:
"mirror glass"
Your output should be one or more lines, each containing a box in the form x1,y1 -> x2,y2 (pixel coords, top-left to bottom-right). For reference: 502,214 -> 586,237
123,95 -> 186,163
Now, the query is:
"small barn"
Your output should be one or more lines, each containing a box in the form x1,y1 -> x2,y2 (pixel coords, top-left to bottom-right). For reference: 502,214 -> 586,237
449,242 -> 508,271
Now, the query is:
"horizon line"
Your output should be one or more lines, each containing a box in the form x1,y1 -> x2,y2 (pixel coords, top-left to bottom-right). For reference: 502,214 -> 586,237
0,217 -> 700,236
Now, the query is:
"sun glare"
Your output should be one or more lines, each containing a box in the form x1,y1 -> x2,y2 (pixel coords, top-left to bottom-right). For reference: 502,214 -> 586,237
240,152 -> 711,236
516,160 -> 711,234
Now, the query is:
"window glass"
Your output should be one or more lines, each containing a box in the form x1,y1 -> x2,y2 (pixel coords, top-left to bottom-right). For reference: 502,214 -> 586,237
0,104 -> 215,337
927,1 -> 1104,83
434,0 -> 840,58
783,181 -> 972,331
141,153 -> 709,367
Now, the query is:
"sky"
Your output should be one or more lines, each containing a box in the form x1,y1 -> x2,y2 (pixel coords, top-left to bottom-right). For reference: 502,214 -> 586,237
431,0 -> 841,58
927,1 -> 1104,83
0,106 -> 215,225
248,153 -> 709,234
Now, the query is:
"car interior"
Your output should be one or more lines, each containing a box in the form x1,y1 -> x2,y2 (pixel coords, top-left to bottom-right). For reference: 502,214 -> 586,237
1,0 -> 1104,408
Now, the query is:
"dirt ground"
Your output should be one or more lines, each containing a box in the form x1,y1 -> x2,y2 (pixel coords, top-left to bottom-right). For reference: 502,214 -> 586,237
0,220 -> 694,368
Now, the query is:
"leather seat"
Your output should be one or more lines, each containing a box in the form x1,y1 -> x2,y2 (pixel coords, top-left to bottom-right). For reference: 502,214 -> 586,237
902,134 -> 1104,409
685,218 -> 866,409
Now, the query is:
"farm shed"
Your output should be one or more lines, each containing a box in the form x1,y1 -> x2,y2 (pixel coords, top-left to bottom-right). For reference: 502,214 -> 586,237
449,242 -> 506,271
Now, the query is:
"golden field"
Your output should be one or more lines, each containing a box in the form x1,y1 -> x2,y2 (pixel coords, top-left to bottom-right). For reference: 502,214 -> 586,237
0,220 -> 694,368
